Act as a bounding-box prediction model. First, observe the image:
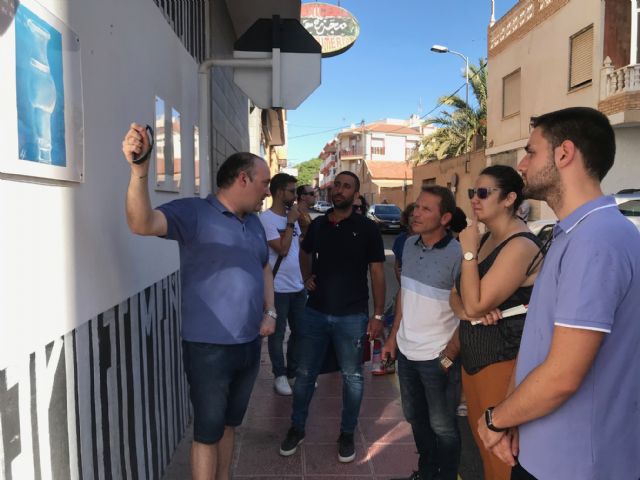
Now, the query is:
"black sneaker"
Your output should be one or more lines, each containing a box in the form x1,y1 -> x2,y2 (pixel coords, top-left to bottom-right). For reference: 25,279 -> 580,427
279,427 -> 305,456
337,432 -> 355,463
390,472 -> 421,480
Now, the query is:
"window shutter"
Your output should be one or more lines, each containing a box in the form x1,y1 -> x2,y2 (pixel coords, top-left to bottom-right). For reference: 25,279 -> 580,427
503,69 -> 521,118
570,26 -> 594,89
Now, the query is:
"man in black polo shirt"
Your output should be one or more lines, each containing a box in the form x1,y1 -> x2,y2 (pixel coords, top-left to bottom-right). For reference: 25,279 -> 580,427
279,171 -> 386,463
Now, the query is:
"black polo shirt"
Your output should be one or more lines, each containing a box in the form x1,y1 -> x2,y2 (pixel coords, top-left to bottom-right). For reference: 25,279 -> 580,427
302,211 -> 385,316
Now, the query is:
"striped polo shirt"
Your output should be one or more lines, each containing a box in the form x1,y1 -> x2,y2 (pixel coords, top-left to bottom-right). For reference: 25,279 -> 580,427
396,233 -> 462,361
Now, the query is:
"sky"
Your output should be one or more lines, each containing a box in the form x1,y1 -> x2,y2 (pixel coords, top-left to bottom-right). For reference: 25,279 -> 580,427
287,0 -> 519,164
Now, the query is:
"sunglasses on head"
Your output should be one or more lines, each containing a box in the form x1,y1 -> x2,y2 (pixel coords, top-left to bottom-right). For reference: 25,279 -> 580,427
468,187 -> 501,200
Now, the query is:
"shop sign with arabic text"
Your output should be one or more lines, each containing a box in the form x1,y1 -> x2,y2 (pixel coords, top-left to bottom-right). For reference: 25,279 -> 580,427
300,2 -> 360,58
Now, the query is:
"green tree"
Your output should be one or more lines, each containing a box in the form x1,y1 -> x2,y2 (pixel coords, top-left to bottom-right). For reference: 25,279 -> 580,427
414,58 -> 487,164
294,157 -> 322,186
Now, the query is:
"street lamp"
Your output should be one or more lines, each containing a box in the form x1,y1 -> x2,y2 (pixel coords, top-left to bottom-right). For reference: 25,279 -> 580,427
430,43 -> 471,172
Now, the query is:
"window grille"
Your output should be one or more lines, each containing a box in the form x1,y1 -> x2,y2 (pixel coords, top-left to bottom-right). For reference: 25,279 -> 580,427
152,0 -> 207,63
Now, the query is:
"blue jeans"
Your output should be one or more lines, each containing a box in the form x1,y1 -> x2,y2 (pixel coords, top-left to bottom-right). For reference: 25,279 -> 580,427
291,307 -> 368,433
397,352 -> 461,480
268,289 -> 306,378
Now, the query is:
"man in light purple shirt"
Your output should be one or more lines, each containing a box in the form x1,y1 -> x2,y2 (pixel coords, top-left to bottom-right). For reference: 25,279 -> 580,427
476,107 -> 640,480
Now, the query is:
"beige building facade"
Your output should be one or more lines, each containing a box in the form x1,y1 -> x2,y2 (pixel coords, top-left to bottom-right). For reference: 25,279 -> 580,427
487,0 -> 640,219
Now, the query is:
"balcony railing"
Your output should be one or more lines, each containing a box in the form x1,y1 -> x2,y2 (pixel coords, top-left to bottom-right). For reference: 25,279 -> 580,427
340,148 -> 363,158
601,58 -> 640,99
489,0 -> 558,54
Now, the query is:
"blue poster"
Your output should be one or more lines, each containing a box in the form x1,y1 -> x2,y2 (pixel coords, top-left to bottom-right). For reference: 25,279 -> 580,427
15,4 -> 66,167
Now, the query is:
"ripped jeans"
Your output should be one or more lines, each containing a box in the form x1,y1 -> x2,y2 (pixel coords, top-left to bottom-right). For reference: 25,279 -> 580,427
291,307 -> 368,433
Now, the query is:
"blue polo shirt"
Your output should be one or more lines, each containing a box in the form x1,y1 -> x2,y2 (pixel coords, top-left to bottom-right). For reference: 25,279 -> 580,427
157,195 -> 269,345
515,196 -> 640,479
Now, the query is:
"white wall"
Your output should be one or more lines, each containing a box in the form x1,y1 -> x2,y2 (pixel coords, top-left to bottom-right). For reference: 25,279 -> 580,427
603,126 -> 640,194
0,0 -> 218,370
383,135 -> 405,161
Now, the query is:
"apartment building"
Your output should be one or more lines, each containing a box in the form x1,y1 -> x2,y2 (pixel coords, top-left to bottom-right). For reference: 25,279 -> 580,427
486,0 -> 640,218
324,117 -> 421,207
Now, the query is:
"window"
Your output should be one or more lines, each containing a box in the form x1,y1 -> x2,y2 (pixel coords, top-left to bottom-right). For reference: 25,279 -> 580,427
502,69 -> 521,118
371,137 -> 385,156
422,178 -> 436,187
152,0 -> 207,62
194,125 -> 200,194
155,97 -> 166,185
569,25 -> 594,90
171,108 -> 182,189
154,97 -> 182,193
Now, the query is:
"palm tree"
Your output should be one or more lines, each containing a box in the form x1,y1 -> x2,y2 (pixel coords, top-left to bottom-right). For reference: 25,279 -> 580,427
414,58 -> 487,164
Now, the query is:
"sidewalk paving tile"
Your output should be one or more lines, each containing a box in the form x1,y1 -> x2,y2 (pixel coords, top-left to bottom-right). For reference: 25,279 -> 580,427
163,337 -> 483,480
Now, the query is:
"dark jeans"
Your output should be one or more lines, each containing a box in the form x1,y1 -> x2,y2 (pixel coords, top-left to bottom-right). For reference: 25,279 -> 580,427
182,338 -> 261,444
397,352 -> 461,480
268,289 -> 306,378
291,306 -> 368,433
511,463 -> 537,479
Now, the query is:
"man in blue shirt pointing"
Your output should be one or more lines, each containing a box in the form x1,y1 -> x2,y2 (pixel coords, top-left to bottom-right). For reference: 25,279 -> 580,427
476,107 -> 640,480
122,123 -> 276,480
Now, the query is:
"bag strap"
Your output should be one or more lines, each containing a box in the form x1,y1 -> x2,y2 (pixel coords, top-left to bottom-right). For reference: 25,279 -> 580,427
272,255 -> 284,277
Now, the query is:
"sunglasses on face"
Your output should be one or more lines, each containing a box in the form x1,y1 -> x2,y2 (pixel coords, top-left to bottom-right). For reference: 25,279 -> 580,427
468,187 -> 501,200
302,191 -> 315,196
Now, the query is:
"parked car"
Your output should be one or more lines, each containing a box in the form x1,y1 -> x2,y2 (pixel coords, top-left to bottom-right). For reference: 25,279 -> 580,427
618,199 -> 640,230
613,188 -> 640,203
367,204 -> 402,233
528,219 -> 556,245
313,201 -> 332,213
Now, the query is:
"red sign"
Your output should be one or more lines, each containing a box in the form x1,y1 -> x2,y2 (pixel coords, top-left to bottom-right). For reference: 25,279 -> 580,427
300,2 -> 360,58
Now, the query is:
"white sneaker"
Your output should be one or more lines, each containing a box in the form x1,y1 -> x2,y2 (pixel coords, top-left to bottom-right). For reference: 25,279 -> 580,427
274,376 -> 293,395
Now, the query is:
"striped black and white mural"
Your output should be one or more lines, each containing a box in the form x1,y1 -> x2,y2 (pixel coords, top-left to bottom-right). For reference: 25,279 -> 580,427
0,272 -> 191,480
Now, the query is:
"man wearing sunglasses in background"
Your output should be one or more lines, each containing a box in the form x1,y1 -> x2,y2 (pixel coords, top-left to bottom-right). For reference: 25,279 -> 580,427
296,184 -> 315,238
260,173 -> 305,397
476,107 -> 640,480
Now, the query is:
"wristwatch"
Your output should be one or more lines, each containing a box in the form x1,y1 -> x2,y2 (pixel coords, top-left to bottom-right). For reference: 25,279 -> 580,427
484,406 -> 508,432
264,309 -> 278,320
373,314 -> 383,321
286,222 -> 295,229
439,351 -> 453,369
463,251 -> 476,261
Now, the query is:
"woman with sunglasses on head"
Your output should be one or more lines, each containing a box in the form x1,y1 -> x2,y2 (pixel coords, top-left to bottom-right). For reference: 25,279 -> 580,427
449,165 -> 543,480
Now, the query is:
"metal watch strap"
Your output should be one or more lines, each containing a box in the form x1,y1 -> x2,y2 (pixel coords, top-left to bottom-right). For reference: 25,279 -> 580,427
264,309 -> 277,320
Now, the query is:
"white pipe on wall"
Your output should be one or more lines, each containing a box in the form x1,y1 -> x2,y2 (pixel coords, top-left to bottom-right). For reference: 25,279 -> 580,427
198,57 -> 272,194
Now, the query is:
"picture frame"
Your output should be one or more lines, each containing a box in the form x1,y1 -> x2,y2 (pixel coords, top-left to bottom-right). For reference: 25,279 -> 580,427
0,0 -> 84,183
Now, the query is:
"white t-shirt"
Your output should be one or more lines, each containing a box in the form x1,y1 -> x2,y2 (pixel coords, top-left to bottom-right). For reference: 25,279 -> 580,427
259,209 -> 304,293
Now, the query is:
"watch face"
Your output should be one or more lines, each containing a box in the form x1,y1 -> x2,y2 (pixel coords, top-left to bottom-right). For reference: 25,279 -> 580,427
464,251 -> 475,261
